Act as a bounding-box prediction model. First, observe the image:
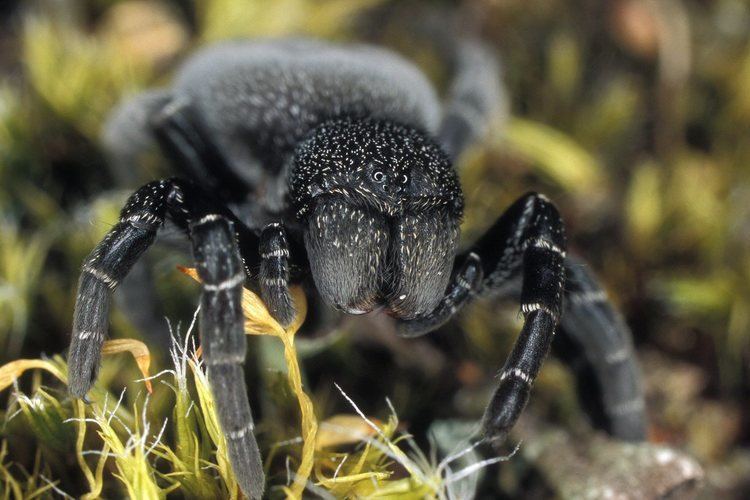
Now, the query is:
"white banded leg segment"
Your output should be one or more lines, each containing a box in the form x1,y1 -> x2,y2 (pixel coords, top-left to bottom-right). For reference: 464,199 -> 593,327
189,215 -> 247,366
68,180 -> 172,398
477,194 -> 566,444
559,255 -> 647,441
481,311 -> 557,440
500,368 -> 532,385
82,265 -> 119,291
259,223 -> 294,326
519,243 -> 566,321
189,213 -> 265,499
208,364 -> 264,500
482,249 -> 564,442
69,275 -> 112,397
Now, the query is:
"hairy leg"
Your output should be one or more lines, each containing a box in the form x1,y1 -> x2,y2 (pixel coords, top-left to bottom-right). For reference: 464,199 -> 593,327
100,90 -> 176,351
189,210 -> 264,499
68,178 -> 265,499
149,100 -> 296,326
555,256 -> 646,440
258,222 -> 295,326
398,192 -> 566,444
438,38 -> 508,161
101,89 -> 173,185
398,193 -> 647,441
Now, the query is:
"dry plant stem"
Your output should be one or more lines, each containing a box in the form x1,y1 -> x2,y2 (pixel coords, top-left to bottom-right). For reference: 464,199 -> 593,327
277,330 -> 317,499
100,339 -> 153,393
243,286 -> 316,499
0,359 -> 66,391
75,399 -> 109,500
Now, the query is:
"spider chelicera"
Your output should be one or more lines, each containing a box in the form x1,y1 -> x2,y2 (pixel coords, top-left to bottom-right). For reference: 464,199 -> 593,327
67,38 -> 646,498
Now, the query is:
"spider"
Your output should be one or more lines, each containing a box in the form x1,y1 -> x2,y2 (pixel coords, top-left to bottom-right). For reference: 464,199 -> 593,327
67,38 -> 646,498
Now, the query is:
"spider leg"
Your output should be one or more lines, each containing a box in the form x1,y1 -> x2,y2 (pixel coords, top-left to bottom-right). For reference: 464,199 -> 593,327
259,222 -> 295,326
101,89 -> 173,185
398,192 -> 566,444
68,178 -> 265,499
188,205 -> 264,500
438,38 -> 508,161
555,256 -> 646,440
472,194 -> 566,444
69,180 -> 173,397
150,99 -> 297,327
100,91 -> 177,350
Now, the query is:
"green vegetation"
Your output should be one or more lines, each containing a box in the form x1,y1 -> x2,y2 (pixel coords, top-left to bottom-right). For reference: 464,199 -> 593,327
0,0 -> 748,497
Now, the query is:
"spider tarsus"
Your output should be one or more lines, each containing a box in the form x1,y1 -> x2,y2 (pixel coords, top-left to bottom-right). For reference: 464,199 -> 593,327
67,340 -> 99,398
208,363 -> 265,499
68,273 -> 112,400
68,370 -> 93,402
260,277 -> 296,327
269,299 -> 296,328
481,375 -> 529,446
259,223 -> 294,327
227,438 -> 265,500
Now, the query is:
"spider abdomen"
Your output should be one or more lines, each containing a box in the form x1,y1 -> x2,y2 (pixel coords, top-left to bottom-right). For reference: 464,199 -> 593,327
172,39 -> 441,177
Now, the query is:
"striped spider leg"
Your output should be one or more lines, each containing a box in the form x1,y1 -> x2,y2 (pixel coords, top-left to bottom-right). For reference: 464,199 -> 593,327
396,191 -> 647,442
397,192 -> 566,444
67,178 -> 296,499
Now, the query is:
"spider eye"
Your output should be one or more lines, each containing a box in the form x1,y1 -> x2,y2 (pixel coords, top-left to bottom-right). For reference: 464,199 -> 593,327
372,171 -> 385,182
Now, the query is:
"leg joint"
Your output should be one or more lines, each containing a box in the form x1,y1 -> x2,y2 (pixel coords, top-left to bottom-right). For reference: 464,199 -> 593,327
521,302 -> 559,321
524,237 -> 566,257
261,248 -> 289,259
227,421 -> 255,440
82,265 -> 119,290
192,213 -> 224,227
203,272 -> 245,292
500,368 -> 532,385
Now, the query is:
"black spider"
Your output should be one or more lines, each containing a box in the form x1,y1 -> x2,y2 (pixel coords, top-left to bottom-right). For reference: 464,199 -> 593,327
67,38 -> 646,499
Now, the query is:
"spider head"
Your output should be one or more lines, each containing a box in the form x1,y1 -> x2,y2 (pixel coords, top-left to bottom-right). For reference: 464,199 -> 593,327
290,118 -> 463,318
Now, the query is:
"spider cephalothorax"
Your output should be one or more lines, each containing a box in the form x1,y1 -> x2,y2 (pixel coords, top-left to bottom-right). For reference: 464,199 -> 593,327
68,38 -> 647,499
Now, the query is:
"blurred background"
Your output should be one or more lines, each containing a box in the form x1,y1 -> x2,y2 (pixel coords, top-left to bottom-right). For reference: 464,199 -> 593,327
0,0 -> 748,497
